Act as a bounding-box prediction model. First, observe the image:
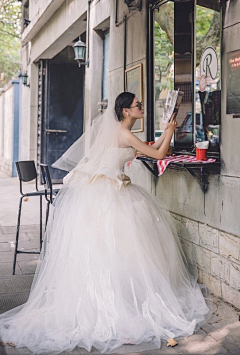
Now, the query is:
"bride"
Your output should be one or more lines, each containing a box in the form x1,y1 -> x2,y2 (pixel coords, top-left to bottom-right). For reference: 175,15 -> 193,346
0,92 -> 210,354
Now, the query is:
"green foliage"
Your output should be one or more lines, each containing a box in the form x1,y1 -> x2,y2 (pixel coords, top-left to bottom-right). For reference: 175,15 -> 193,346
154,20 -> 174,94
196,6 -> 214,42
0,0 -> 21,87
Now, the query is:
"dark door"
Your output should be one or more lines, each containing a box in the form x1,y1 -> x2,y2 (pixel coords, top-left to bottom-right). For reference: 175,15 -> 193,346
42,61 -> 84,183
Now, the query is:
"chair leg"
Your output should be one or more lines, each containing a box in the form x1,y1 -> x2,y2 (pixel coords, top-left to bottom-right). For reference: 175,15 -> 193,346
42,201 -> 50,259
45,201 -> 50,231
13,197 -> 23,275
40,195 -> 43,250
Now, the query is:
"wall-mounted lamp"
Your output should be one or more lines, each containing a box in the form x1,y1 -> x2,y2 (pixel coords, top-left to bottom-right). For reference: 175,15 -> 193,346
73,36 -> 89,67
18,71 -> 30,87
23,19 -> 31,28
124,0 -> 142,11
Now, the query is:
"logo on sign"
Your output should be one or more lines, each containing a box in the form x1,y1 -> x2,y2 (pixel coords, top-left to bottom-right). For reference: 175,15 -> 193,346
200,46 -> 218,80
199,75 -> 207,92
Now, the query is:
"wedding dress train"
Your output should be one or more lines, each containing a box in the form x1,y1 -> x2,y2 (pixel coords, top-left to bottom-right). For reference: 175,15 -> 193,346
0,146 -> 210,354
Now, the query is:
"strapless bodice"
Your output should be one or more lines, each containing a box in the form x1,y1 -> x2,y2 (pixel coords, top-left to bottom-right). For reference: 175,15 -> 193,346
119,147 -> 136,170
63,147 -> 136,189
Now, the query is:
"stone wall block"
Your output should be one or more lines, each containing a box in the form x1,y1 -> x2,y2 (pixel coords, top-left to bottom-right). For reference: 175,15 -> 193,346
211,254 -> 230,284
170,213 -> 182,237
219,232 -> 240,263
221,282 -> 240,309
194,245 -> 211,273
179,237 -> 196,266
201,271 -> 221,298
198,269 -> 203,283
181,217 -> 200,245
199,224 -> 219,253
229,263 -> 240,291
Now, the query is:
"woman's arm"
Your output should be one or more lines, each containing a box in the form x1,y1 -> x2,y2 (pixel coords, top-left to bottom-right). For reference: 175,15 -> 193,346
151,130 -> 167,150
150,113 -> 177,150
125,116 -> 177,160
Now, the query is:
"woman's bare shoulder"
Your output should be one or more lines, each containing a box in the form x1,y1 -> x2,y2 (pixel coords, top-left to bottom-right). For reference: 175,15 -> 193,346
118,126 -> 133,147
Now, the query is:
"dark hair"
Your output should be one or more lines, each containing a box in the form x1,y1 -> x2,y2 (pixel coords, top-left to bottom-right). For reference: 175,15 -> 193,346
114,92 -> 135,121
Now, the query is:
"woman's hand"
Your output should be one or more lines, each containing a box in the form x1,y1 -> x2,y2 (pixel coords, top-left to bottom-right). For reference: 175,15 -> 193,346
167,113 -> 177,132
163,124 -> 168,132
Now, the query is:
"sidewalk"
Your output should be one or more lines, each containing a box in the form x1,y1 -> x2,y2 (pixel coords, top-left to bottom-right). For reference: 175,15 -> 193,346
0,172 -> 240,355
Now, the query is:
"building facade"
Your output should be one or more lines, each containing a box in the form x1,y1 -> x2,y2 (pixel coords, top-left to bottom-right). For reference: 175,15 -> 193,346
0,80 -> 20,176
17,0 -> 239,308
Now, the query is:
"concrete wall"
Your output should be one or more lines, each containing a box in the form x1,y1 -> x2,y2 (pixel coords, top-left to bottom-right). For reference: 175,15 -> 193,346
29,0 -> 56,23
0,91 -> 3,158
0,81 -> 20,176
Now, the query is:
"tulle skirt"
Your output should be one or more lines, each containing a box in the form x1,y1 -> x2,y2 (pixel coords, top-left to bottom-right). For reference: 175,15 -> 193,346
0,172 -> 210,354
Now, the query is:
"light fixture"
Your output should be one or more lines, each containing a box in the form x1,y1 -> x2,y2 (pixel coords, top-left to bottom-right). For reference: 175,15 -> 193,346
23,19 -> 31,28
73,36 -> 89,67
18,71 -> 30,87
124,0 -> 142,11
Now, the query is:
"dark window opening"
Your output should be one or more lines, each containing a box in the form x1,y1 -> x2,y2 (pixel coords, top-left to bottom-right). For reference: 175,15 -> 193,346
102,29 -> 110,108
152,0 -> 221,155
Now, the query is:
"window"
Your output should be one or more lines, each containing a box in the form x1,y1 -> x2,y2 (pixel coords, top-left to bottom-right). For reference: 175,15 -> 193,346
102,29 -> 110,104
153,0 -> 221,154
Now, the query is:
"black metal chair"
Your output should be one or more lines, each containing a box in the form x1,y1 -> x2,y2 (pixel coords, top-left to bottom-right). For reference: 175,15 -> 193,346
13,161 -> 47,275
40,164 -> 60,226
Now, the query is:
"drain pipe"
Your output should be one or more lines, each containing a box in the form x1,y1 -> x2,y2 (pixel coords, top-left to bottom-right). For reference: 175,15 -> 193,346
123,15 -> 127,90
115,0 -> 127,90
86,0 -> 92,66
115,0 -> 119,26
146,2 -> 154,141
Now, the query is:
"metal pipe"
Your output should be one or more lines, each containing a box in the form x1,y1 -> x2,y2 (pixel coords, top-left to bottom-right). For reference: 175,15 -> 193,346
86,0 -> 91,66
115,0 -> 119,26
123,15 -> 127,90
146,2 -> 154,141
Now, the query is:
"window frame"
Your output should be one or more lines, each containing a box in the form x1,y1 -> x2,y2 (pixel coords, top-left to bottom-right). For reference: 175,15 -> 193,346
147,0 -> 222,156
101,28 -> 110,104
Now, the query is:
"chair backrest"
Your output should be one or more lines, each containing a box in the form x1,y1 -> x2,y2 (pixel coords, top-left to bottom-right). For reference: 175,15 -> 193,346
40,164 -> 53,204
15,161 -> 37,182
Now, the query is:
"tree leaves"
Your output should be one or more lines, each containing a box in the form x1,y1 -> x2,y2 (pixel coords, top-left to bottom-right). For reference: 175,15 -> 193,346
0,0 -> 21,86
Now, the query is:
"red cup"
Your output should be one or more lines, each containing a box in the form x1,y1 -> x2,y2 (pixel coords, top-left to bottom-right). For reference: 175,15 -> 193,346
144,141 -> 149,145
196,148 -> 207,161
148,141 -> 155,146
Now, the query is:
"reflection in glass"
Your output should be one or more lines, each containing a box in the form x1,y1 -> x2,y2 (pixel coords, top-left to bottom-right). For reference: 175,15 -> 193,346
154,0 -> 221,153
174,1 -> 194,148
196,1 -> 221,152
154,2 -> 174,141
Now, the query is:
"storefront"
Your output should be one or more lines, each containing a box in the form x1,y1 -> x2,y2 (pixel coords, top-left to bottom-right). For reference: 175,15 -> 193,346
147,0 -> 221,156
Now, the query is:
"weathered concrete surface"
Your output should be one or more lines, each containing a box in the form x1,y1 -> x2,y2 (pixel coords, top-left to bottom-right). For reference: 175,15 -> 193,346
0,173 -> 240,355
168,202 -> 240,309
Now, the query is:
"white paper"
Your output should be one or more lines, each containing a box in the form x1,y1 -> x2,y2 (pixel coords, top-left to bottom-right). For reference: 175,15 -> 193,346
162,89 -> 183,123
196,141 -> 209,149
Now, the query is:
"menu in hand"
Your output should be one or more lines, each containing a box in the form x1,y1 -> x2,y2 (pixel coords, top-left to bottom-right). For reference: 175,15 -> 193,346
162,89 -> 184,123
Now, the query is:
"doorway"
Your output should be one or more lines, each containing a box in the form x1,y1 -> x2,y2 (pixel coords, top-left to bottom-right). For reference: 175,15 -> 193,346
39,47 -> 85,183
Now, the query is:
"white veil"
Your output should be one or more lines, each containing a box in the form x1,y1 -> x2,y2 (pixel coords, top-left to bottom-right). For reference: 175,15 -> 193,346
52,109 -> 124,184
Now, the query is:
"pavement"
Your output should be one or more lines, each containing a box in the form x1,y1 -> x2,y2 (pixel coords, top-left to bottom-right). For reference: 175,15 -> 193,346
0,172 -> 240,355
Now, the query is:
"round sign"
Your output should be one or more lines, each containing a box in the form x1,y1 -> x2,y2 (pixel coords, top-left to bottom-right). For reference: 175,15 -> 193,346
199,75 -> 207,92
200,46 -> 218,80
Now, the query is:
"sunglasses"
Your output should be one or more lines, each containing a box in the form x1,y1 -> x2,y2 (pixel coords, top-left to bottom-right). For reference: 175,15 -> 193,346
130,101 -> 143,110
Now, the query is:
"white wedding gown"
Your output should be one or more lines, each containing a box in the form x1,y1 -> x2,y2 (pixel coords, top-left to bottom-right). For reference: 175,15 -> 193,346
0,147 -> 210,354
